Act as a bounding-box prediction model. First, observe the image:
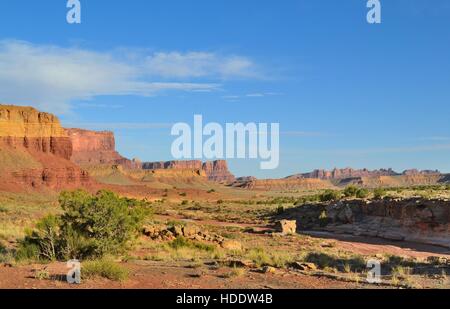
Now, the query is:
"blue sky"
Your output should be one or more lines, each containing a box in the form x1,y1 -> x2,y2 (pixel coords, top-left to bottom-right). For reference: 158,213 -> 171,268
0,0 -> 449,178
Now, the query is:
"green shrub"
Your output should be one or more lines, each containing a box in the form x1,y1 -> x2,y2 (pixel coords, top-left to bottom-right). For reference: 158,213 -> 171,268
294,194 -> 321,205
180,200 -> 189,206
15,241 -> 40,262
355,188 -> 370,199
18,215 -> 60,261
17,190 -> 151,261
373,188 -> 386,199
343,186 -> 359,198
0,243 -> 13,264
82,259 -> 129,281
319,190 -> 341,202
58,190 -> 150,259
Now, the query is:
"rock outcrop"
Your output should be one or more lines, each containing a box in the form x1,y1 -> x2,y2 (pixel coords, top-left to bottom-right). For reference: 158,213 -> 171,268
280,198 -> 450,248
201,160 -> 235,183
231,177 -> 334,191
289,168 -> 399,180
275,220 -> 297,235
67,128 -> 141,169
289,168 -> 443,180
0,104 -> 91,190
142,160 -> 203,170
0,105 -> 72,160
142,160 -> 235,183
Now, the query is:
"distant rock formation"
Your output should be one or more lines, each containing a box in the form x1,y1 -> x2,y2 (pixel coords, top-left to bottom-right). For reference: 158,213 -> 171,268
288,168 -> 399,180
142,160 -> 203,170
142,160 -> 235,183
202,160 -> 235,183
0,104 -> 91,190
231,177 -> 334,191
67,128 -> 141,169
402,169 -> 441,176
288,168 -> 442,180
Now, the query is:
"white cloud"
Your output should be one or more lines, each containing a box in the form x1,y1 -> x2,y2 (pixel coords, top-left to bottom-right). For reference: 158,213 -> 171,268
0,40 -> 259,113
64,122 -> 173,130
144,52 -> 258,79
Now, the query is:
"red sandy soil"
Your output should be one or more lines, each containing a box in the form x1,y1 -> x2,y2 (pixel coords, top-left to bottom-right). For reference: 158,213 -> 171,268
0,261 -> 373,289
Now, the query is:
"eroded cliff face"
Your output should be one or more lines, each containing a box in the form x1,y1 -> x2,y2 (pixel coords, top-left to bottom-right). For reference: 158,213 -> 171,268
0,105 -> 72,160
142,160 -> 235,183
289,168 -> 399,180
280,198 -> 450,248
67,129 -> 141,169
0,104 -> 91,190
232,177 -> 334,191
202,160 -> 236,183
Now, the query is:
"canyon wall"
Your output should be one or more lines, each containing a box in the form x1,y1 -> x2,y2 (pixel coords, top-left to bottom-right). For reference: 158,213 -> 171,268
0,104 -> 91,190
67,128 -> 141,169
232,177 -> 334,191
289,168 -> 399,180
142,160 -> 235,183
0,105 -> 72,160
280,198 -> 450,248
289,168 -> 442,180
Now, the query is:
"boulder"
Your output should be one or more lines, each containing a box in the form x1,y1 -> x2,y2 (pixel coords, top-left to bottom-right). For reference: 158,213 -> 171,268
275,220 -> 297,235
183,225 -> 200,237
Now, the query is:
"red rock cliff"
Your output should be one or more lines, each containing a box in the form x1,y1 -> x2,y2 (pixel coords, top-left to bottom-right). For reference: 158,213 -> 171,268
0,104 -> 91,191
202,160 -> 236,183
142,160 -> 235,183
67,128 -> 141,169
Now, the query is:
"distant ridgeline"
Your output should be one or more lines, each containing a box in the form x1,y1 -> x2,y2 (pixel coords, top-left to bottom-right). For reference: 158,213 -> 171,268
142,160 -> 236,183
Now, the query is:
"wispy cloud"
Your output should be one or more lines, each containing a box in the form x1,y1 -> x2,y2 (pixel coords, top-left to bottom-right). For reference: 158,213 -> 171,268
222,92 -> 281,101
64,122 -> 173,130
246,93 -> 265,97
144,52 -> 259,79
0,40 -> 260,113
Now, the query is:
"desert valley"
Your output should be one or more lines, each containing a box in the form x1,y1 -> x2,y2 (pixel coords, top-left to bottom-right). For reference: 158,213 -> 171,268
0,103 -> 448,289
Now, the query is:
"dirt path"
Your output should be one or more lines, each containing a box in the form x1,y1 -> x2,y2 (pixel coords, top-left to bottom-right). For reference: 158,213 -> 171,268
0,261 -> 376,289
